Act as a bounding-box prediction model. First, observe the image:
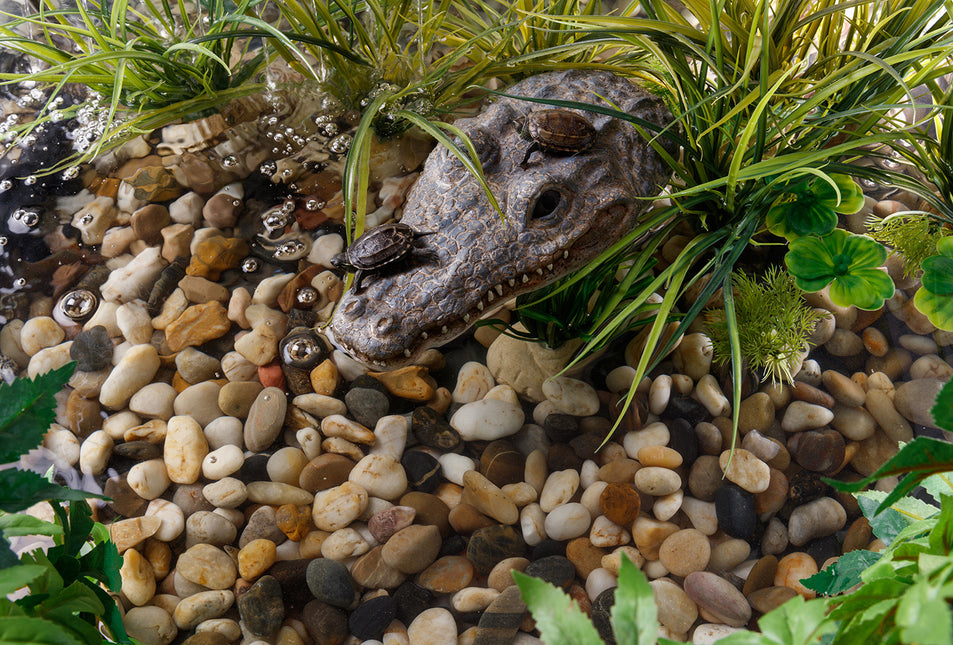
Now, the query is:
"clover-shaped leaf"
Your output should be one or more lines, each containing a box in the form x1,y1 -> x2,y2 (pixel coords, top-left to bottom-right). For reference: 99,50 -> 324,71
913,236 -> 953,331
785,228 -> 895,310
767,173 -> 865,240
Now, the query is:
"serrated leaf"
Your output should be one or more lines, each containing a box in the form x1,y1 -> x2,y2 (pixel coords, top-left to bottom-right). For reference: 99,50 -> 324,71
513,571 -> 603,645
87,585 -> 131,644
756,596 -> 832,645
856,493 -> 907,545
611,555 -> 657,645
0,363 -> 75,463
0,616 -> 86,645
39,582 -> 104,618
932,379 -> 953,432
0,470 -> 105,514
0,540 -> 17,569
802,550 -> 882,595
0,566 -> 47,597
921,471 -> 953,505
0,514 -> 63,538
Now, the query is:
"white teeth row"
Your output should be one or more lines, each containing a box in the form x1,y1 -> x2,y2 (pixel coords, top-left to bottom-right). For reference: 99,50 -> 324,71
418,253 -> 570,345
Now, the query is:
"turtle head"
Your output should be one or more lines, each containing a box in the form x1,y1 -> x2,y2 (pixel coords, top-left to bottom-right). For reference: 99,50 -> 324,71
329,253 -> 353,272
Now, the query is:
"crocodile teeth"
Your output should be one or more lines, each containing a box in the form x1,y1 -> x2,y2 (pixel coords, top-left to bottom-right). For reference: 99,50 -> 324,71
522,274 -> 529,284
404,349 -> 412,357
508,279 -> 516,288
477,301 -> 484,311
487,291 -> 495,302
495,285 -> 504,296
536,268 -> 544,275
463,313 -> 470,322
547,264 -> 553,271
441,325 -> 448,334
420,331 -> 428,339
563,250 -> 569,259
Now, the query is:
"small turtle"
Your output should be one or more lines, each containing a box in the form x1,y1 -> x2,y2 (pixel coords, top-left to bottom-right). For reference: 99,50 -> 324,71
518,108 -> 598,168
331,222 -> 432,292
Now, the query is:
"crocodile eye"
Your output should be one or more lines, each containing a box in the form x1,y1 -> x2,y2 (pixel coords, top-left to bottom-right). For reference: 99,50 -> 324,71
530,188 -> 564,220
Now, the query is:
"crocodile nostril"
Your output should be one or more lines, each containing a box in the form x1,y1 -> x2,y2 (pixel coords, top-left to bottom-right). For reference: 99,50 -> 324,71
375,316 -> 398,334
344,299 -> 365,318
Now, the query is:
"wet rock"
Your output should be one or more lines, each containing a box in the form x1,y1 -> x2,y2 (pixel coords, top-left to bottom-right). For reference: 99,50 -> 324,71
402,450 -> 442,492
788,428 -> 845,474
302,599 -> 349,645
306,558 -> 355,608
714,484 -> 757,540
683,571 -> 751,627
345,386 -> 389,428
244,387 -> 288,452
467,525 -> 527,575
412,405 -> 462,451
471,586 -> 526,645
69,325 -> 113,371
238,575 -> 284,637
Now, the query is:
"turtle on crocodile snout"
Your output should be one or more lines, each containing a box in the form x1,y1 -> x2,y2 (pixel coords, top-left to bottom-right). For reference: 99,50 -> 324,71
331,222 -> 433,292
326,69 -> 677,368
518,108 -> 599,168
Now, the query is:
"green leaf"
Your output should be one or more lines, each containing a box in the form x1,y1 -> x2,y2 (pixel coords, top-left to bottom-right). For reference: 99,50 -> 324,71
0,514 -> 63,539
920,254 -> 953,295
815,174 -> 866,214
0,471 -> 105,514
896,580 -> 953,645
40,582 -> 104,618
857,490 -> 938,544
0,362 -> 75,463
929,494 -> 953,552
0,566 -> 48,597
0,616 -> 85,645
802,550 -> 882,595
921,470 -> 953,504
757,596 -> 832,644
932,380 -> 953,433
913,287 -> 953,332
513,571 -> 603,645
611,555 -> 657,645
826,437 -> 953,514
0,541 -> 17,569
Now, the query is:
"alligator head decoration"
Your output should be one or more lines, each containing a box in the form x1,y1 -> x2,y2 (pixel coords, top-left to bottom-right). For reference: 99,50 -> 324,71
326,69 -> 677,368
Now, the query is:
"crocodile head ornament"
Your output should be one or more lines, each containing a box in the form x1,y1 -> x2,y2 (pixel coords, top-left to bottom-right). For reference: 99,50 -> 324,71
326,69 -> 677,368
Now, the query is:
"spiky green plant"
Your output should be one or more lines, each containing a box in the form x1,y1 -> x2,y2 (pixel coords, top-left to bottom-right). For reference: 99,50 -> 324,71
867,213 -> 945,276
705,267 -> 822,384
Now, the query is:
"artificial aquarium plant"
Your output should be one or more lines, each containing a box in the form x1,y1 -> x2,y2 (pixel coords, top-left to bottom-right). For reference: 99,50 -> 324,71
0,363 -> 129,644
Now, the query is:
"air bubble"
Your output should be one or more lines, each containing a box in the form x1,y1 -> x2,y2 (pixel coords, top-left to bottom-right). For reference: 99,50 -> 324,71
223,155 -> 239,168
329,134 -> 352,154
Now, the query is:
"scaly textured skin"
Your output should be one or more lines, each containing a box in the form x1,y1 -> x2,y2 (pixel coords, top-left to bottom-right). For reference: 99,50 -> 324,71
327,69 -> 677,368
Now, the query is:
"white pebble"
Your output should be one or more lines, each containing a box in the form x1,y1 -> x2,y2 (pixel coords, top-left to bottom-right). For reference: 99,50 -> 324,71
129,382 -> 177,420
128,459 -> 171,500
649,375 -> 672,415
450,399 -> 525,441
203,478 -> 248,509
585,568 -> 618,601
542,376 -> 600,416
437,453 -> 476,486
694,374 -> 730,417
145,499 -> 185,542
453,361 -> 496,403
623,421 -> 669,458
539,470 -> 580,513
520,503 -> 546,546
544,502 -> 592,541
79,430 -> 113,476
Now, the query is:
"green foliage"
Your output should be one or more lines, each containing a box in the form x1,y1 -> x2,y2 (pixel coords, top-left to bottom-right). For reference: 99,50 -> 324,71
766,173 -> 865,240
0,364 -> 127,644
932,378 -> 953,431
867,214 -> 944,277
705,267 -> 822,384
914,235 -> 953,331
784,229 -> 896,310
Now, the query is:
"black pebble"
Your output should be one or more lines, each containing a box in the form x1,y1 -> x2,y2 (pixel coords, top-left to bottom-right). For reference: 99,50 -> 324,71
664,395 -> 710,425
524,555 -> 575,589
393,581 -> 433,624
591,587 -> 617,645
543,413 -> 579,443
401,450 -> 441,492
345,387 -> 390,428
69,325 -> 113,372
667,417 -> 699,466
412,405 -> 462,452
715,484 -> 757,540
348,595 -> 396,641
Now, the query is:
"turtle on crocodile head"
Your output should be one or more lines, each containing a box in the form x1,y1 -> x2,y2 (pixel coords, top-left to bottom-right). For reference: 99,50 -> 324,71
326,69 -> 678,369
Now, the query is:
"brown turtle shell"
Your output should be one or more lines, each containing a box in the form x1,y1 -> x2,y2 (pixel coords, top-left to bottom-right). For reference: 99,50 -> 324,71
344,222 -> 417,270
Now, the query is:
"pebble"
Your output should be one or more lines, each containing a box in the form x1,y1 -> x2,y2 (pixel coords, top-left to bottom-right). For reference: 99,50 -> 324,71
538,469 -> 580,513
306,558 -> 356,608
382,524 -> 442,573
450,399 -> 525,441
165,301 -> 231,352
623,421 -> 669,458
788,497 -> 847,546
202,477 -> 246,508
237,538 -> 277,581
173,590 -> 235,631
173,382 -> 223,427
719,449 -> 770,493
650,578 -> 698,634
467,525 -> 527,574
787,429 -> 845,474
100,343 -> 161,409
683,571 -> 751,627
542,376 -> 600,416
419,555 -> 475,593
831,403 -> 877,441
302,600 -> 349,645
407,608 -> 457,645
634,467 -> 681,496
246,481 -> 313,506
120,548 -> 156,606
480,440 -> 524,487
714,485 -> 757,540
127,459 -> 171,500
774,552 -> 818,598
462,470 -> 519,525
893,378 -> 945,428
238,575 -> 284,637
144,499 -> 185,542
322,527 -> 369,559
312,482 -> 368,531
349,454 -> 408,500
177,543 -> 237,590
164,415 -> 208,484
544,503 -> 592,541
599,482 -> 641,526
349,596 -> 396,641
244,387 -> 288,452
70,326 -> 113,372
780,401 -> 834,432
865,389 -> 913,442
453,361 -> 496,403
658,529 -> 710,576
299,453 -> 355,492
185,511 -> 237,548
124,606 -> 177,645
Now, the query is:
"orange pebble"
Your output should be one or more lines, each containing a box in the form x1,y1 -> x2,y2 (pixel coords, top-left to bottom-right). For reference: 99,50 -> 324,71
258,362 -> 285,390
637,445 -> 683,468
774,552 -> 818,599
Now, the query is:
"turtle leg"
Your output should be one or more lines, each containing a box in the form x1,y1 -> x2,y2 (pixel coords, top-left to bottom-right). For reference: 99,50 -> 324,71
519,142 -> 539,169
352,270 -> 366,293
